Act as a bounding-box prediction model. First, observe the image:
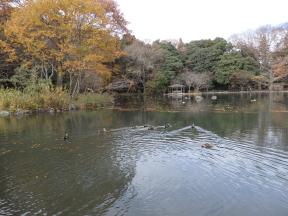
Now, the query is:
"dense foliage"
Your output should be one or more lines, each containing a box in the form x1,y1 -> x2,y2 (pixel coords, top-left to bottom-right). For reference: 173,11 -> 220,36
122,24 -> 288,92
0,0 -> 127,95
1,0 -> 288,99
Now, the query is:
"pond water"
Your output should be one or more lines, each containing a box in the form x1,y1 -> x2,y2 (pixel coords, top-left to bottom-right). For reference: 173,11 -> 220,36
1,92 -> 288,216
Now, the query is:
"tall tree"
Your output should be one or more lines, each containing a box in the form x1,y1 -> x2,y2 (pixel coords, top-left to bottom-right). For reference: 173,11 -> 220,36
0,0 -> 22,86
215,51 -> 260,86
184,38 -> 232,74
4,0 -> 128,96
230,25 -> 288,89
124,40 -> 163,93
147,40 -> 183,93
180,70 -> 212,92
272,23 -> 288,83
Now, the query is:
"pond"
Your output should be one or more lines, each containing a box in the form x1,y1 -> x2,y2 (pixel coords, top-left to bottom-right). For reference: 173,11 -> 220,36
1,92 -> 288,216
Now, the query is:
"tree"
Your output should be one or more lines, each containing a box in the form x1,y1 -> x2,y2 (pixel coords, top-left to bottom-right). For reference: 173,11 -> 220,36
184,38 -> 232,74
124,40 -> 163,93
180,71 -> 212,92
255,26 -> 276,87
147,40 -> 184,93
4,0 -> 128,96
229,71 -> 254,90
230,25 -> 286,89
0,0 -> 22,86
272,23 -> 288,83
180,70 -> 194,92
158,41 -> 184,76
215,51 -> 259,85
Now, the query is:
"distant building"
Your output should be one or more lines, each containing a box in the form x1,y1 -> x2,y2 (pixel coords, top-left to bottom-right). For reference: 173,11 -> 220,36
168,84 -> 185,94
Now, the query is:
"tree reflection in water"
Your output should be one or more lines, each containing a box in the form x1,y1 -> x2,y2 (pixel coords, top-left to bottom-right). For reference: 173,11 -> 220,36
0,92 -> 288,215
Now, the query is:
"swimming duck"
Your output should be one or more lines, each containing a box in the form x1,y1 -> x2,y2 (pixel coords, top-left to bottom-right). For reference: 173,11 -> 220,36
164,123 -> 172,129
201,143 -> 214,149
148,126 -> 155,130
64,131 -> 69,141
191,123 -> 195,129
97,128 -> 108,134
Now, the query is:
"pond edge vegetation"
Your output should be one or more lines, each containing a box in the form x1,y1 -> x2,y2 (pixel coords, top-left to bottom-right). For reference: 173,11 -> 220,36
1,1 -> 288,114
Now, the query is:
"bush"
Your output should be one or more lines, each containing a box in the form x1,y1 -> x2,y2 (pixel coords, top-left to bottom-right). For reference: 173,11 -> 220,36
0,87 -> 70,111
0,87 -> 114,112
229,71 -> 254,90
146,72 -> 171,94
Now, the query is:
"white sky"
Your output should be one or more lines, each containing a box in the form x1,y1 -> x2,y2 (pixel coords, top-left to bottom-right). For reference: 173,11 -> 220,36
116,0 -> 288,42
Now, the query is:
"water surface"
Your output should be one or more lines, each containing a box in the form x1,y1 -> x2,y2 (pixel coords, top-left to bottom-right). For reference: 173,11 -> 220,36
1,92 -> 288,215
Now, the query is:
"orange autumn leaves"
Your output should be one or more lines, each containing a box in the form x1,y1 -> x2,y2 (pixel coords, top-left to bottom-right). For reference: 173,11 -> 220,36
2,0 -> 128,78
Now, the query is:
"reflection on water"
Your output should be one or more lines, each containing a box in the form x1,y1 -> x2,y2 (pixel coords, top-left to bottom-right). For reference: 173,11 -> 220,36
0,92 -> 288,215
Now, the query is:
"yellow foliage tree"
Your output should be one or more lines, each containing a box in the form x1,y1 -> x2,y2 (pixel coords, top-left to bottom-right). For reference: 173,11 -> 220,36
0,0 -> 20,81
4,0 -> 128,96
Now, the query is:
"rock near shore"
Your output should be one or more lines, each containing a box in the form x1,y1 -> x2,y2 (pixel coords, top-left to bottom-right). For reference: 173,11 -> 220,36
0,111 -> 10,117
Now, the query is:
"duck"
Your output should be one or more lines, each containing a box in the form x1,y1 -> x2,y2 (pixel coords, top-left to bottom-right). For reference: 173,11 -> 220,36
191,123 -> 195,129
64,131 -> 69,141
164,123 -> 172,129
147,126 -> 155,130
201,143 -> 214,149
97,128 -> 109,134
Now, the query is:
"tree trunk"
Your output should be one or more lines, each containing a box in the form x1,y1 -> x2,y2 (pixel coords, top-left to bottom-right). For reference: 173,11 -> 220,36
71,76 -> 80,99
269,69 -> 274,91
69,73 -> 73,96
142,66 -> 145,95
57,72 -> 63,88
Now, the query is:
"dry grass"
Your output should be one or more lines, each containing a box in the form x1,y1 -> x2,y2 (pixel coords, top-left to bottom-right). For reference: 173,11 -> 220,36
0,89 -> 113,112
0,88 -> 70,111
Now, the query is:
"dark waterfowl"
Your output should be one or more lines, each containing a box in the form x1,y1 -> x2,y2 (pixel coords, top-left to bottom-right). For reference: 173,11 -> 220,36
132,124 -> 171,131
164,123 -> 172,129
148,123 -> 171,130
201,143 -> 214,149
148,126 -> 155,130
64,132 -> 69,141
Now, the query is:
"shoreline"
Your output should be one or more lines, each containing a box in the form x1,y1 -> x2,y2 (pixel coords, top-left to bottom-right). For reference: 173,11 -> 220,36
0,91 -> 115,117
2,90 -> 288,117
0,105 -> 115,117
164,90 -> 288,96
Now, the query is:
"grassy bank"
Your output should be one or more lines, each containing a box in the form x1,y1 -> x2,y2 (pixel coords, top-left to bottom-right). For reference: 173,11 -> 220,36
0,88 -> 114,113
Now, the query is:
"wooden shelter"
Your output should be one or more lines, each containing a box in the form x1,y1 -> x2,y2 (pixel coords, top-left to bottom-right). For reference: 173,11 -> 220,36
168,84 -> 185,94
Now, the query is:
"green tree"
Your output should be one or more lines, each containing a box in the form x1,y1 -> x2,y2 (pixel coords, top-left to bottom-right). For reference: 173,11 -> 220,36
147,41 -> 183,93
215,51 -> 259,85
184,38 -> 232,73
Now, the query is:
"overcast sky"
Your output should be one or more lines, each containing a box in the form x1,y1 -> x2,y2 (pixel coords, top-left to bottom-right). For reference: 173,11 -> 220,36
116,0 -> 288,42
